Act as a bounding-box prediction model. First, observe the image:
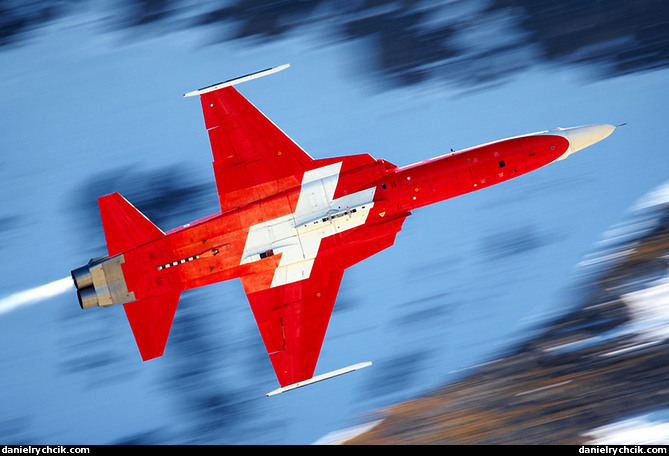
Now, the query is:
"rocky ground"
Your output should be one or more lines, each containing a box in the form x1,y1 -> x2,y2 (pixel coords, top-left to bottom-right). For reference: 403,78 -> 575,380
345,198 -> 669,444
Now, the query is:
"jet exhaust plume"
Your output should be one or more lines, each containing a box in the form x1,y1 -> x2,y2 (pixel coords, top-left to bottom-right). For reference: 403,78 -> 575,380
0,277 -> 74,316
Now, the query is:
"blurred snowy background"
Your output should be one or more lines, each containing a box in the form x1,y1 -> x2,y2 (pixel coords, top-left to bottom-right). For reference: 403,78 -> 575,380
0,0 -> 667,444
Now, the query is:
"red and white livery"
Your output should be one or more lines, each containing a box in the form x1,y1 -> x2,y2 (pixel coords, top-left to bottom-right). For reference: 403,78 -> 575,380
71,65 -> 616,395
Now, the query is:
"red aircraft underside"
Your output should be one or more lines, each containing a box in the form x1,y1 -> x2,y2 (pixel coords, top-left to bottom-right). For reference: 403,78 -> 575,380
72,65 -> 615,395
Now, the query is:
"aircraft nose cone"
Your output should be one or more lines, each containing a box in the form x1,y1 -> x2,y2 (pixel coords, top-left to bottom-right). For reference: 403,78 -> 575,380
562,124 -> 616,153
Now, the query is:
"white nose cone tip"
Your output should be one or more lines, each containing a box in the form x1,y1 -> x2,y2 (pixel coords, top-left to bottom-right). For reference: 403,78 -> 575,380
553,123 -> 616,160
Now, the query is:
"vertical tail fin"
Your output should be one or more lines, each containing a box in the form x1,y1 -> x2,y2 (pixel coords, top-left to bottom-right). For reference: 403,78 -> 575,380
96,192 -> 179,361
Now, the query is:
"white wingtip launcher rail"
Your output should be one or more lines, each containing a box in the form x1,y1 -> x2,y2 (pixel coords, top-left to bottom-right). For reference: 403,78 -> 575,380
184,64 -> 290,97
266,362 -> 372,397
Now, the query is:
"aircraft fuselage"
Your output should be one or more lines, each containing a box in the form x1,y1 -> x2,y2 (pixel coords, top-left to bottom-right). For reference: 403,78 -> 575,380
70,65 -> 615,392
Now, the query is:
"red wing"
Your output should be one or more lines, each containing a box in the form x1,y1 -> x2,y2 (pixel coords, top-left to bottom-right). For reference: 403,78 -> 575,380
242,259 -> 344,387
191,70 -> 410,389
241,215 -> 409,388
199,87 -> 313,213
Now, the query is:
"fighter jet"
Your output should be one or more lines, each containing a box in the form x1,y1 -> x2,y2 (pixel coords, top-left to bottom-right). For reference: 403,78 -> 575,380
71,64 -> 616,395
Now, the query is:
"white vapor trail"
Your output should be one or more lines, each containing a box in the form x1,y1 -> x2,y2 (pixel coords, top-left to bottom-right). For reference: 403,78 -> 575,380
0,277 -> 74,316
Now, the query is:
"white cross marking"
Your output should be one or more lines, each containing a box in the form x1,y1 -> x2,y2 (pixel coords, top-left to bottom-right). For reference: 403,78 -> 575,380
240,162 -> 376,287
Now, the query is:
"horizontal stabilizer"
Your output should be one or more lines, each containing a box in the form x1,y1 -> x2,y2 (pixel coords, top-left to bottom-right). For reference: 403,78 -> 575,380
124,291 -> 181,361
184,64 -> 290,97
98,193 -> 164,256
266,362 -> 372,397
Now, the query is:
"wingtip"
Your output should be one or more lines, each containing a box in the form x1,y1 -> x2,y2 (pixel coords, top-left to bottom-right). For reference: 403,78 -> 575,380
184,64 -> 291,98
266,361 -> 372,397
